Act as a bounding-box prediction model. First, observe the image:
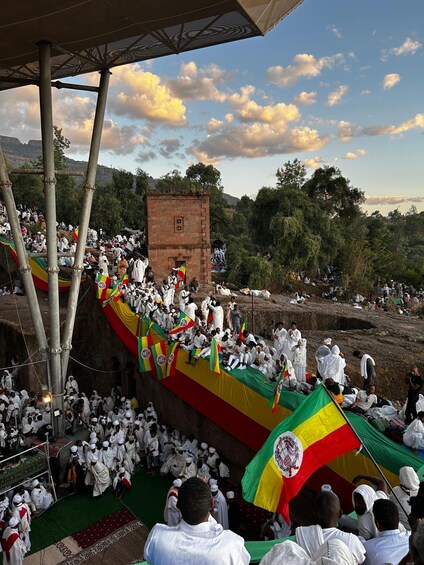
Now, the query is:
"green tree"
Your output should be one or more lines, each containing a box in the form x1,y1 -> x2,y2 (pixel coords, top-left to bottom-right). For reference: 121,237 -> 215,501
275,158 -> 307,189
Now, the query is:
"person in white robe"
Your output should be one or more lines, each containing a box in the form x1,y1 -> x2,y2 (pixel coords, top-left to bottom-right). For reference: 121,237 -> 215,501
164,479 -> 182,526
11,495 -> 31,551
403,411 -> 424,453
178,286 -> 190,313
284,322 -> 301,362
209,301 -> 224,331
98,251 -> 109,275
91,458 -> 111,497
292,338 -> 307,383
132,257 -> 148,284
211,484 -> 229,529
272,324 -> 287,356
259,539 -> 358,565
145,477 -> 249,565
389,466 -> 420,530
1,517 -> 27,565
315,343 -> 331,379
30,479 -> 53,511
320,345 -> 346,385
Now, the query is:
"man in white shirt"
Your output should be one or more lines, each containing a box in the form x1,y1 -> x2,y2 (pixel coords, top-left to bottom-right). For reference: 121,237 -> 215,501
144,477 -> 249,565
295,491 -> 366,563
364,499 -> 410,565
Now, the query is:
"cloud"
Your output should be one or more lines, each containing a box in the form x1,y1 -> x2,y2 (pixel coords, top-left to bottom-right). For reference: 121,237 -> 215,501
383,73 -> 401,90
327,84 -> 348,106
303,156 -> 324,169
207,118 -> 224,133
381,37 -> 422,61
108,65 -> 187,125
166,61 -> 231,102
67,119 -> 145,155
361,89 -> 371,96
267,53 -> 345,86
294,91 -> 317,105
236,100 -> 300,123
327,25 -> 342,39
365,195 -> 424,205
189,122 -> 330,163
136,150 -> 156,163
158,138 -> 182,159
342,149 -> 366,159
337,114 -> 424,140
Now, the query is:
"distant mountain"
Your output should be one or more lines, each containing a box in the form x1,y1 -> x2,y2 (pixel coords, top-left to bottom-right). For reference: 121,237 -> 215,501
0,134 -> 240,204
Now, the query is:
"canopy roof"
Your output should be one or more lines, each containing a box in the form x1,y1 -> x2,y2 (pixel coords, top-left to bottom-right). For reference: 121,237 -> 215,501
0,0 -> 303,90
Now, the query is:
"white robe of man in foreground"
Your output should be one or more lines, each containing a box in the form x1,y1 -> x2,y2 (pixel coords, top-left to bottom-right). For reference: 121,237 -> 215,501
1,518 -> 27,565
91,459 -> 111,497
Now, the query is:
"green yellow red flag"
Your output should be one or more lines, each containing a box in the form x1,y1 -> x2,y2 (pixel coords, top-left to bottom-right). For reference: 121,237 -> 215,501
151,340 -> 167,379
175,262 -> 186,289
169,311 -> 195,336
166,341 -> 180,378
138,335 -> 154,372
209,337 -> 221,375
242,385 -> 361,523
95,272 -> 111,300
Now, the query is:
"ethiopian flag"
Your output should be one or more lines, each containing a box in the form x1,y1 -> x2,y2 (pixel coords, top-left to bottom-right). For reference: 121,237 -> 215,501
72,227 -> 79,241
151,340 -> 167,380
238,316 -> 248,341
166,341 -> 180,378
95,272 -> 111,300
169,311 -> 195,335
174,262 -> 186,290
270,362 -> 289,414
242,385 -> 361,523
138,336 -> 154,372
209,337 -> 221,375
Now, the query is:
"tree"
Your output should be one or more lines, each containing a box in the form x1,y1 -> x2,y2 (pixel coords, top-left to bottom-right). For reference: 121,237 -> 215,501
302,166 -> 365,223
10,171 -> 44,209
135,168 -> 150,196
275,158 -> 306,189
186,163 -> 223,190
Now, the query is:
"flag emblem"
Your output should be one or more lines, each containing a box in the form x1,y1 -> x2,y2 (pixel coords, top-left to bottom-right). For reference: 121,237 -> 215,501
168,353 -> 175,364
180,318 -> 188,327
141,348 -> 151,360
157,354 -> 167,366
98,281 -> 106,290
274,432 -> 303,478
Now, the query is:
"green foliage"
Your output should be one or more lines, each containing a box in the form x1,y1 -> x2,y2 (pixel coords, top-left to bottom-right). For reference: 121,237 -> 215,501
10,171 -> 44,209
275,158 -> 307,189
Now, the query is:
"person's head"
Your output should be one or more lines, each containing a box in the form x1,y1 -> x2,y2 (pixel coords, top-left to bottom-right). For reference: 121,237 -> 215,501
410,519 -> 424,564
352,350 -> 362,359
418,412 -> 424,423
366,385 -> 376,395
177,477 -> 212,525
372,499 -> 399,532
291,321 -> 297,330
352,485 -> 376,516
315,491 -> 341,528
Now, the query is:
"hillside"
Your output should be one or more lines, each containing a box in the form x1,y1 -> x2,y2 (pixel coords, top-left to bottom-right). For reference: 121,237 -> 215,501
0,135 -> 239,205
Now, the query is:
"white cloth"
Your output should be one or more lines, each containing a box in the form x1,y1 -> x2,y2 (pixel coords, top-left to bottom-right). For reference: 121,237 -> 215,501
363,529 -> 410,565
91,461 -> 111,497
31,485 -> 53,510
404,418 -> 424,450
320,346 -> 346,385
352,485 -> 388,539
389,466 -> 420,530
296,524 -> 366,563
164,487 -> 181,526
260,539 -> 358,565
1,526 -> 27,565
212,489 -> 229,530
144,516 -> 250,565
360,354 -> 375,378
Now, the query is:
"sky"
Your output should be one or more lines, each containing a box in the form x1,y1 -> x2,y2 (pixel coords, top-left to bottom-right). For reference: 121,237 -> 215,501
1,0 -> 423,215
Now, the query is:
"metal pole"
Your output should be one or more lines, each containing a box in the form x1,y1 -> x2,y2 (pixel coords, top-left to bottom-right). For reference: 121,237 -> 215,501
0,146 -> 50,366
61,69 -> 111,381
38,41 -> 62,437
251,291 -> 254,335
322,384 -> 410,518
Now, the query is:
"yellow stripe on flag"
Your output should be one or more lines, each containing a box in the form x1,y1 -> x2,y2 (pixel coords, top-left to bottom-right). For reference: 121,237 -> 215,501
292,402 -> 346,450
253,455 -> 282,510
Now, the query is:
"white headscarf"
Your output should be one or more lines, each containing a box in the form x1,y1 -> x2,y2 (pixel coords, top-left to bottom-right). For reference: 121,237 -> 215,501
259,540 -> 313,565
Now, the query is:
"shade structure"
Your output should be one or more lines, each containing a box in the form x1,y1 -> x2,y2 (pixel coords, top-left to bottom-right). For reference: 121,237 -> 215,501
0,0 -> 303,90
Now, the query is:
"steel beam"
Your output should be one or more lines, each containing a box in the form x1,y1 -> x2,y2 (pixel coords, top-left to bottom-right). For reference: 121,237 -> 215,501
38,42 -> 63,437
61,69 -> 111,382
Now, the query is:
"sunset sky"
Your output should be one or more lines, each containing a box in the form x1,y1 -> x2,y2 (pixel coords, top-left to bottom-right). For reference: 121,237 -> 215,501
1,0 -> 423,214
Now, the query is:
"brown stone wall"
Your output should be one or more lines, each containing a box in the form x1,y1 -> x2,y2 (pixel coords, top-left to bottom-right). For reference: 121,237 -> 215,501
146,190 -> 211,287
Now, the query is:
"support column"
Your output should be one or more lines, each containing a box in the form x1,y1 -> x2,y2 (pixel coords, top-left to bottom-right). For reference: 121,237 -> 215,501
61,69 -> 111,381
38,42 -> 62,436
0,147 -> 50,370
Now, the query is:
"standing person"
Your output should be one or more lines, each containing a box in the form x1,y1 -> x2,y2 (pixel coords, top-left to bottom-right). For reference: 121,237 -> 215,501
405,366 -> 423,425
1,517 -> 27,565
231,304 -> 242,337
11,495 -> 31,551
211,484 -> 229,529
353,350 -> 376,389
144,477 -> 250,564
390,466 -> 420,531
292,338 -> 307,383
91,457 -> 111,497
164,479 -> 182,526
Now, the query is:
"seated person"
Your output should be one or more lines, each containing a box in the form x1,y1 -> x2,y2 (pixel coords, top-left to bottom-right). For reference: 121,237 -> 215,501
403,411 -> 424,454
348,385 -> 377,415
363,499 -> 410,565
295,491 -> 366,563
144,477 -> 250,565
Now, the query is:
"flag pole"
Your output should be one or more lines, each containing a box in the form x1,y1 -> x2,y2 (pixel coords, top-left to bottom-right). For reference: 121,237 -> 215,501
321,383 -> 410,518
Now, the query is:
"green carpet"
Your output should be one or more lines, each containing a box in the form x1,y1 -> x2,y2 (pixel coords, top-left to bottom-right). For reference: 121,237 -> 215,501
27,468 -> 172,555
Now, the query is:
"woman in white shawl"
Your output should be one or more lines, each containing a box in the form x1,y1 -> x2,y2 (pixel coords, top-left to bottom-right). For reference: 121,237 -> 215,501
320,345 -> 346,385
389,466 -> 420,530
292,338 -> 307,383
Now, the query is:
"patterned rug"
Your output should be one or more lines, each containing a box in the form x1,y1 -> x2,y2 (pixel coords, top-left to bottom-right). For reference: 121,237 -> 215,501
25,508 -> 148,565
